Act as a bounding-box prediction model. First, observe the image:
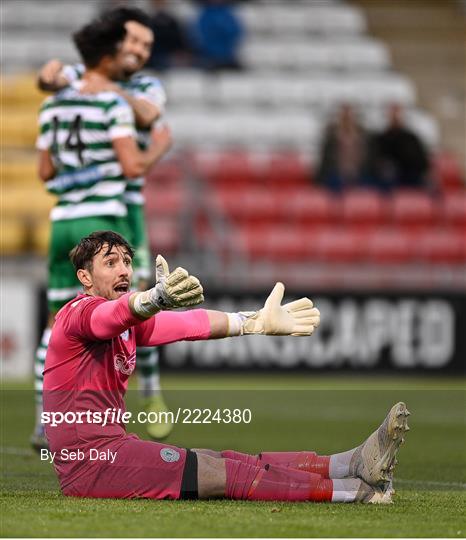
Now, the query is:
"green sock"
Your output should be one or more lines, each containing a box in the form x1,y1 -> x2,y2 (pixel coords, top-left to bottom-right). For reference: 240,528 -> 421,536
136,347 -> 161,399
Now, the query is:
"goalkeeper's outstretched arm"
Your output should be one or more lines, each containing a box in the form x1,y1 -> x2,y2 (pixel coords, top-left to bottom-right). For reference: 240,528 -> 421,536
129,256 -> 320,345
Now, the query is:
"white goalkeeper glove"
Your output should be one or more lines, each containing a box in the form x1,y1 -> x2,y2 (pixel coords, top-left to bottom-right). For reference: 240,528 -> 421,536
227,282 -> 320,337
130,255 -> 204,318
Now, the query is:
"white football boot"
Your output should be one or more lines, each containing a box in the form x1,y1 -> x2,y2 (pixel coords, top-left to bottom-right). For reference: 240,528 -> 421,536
350,402 -> 410,487
361,480 -> 395,504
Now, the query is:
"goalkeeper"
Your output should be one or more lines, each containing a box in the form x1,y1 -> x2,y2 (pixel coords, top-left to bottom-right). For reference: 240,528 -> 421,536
43,230 -> 409,504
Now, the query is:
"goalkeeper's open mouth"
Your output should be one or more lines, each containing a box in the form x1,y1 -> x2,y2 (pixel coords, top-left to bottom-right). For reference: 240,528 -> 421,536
113,282 -> 130,296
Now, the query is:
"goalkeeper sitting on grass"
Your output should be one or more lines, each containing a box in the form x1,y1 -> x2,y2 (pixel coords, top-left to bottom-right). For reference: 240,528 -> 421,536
43,230 -> 410,503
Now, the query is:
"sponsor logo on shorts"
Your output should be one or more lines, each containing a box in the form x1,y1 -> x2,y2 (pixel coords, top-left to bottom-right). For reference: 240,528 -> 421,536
113,352 -> 136,375
160,448 -> 180,463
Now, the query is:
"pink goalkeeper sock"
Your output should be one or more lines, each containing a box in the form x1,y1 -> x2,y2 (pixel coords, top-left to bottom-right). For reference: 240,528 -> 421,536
221,450 -> 330,477
224,459 -> 333,502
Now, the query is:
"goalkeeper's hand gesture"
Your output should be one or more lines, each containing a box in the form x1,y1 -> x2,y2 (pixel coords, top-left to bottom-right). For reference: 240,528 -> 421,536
131,255 -> 204,318
153,255 -> 204,309
240,282 -> 320,336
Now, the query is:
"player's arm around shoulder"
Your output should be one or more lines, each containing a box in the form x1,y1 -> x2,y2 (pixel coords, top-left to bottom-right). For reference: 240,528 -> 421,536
37,60 -> 83,92
123,75 -> 167,128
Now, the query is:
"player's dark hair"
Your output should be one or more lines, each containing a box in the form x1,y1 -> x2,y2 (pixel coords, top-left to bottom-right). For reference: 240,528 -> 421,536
70,231 -> 134,272
73,18 -> 126,68
100,6 -> 152,29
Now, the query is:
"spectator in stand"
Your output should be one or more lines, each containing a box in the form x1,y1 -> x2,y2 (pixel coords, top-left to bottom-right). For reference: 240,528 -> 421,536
371,103 -> 431,190
316,103 -> 373,193
190,0 -> 245,71
146,0 -> 191,71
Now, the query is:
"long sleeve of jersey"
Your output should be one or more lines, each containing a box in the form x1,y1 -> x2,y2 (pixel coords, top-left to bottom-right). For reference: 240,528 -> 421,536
134,309 -> 211,347
63,293 -> 211,345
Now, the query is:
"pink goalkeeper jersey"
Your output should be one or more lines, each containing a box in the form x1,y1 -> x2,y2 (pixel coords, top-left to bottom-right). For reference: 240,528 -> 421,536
43,293 -> 210,485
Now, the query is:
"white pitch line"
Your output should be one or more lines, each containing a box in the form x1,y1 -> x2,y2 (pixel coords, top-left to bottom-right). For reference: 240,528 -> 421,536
396,478 -> 466,489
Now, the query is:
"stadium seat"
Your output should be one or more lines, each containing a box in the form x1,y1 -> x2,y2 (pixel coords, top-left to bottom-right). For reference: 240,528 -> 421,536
235,225 -> 269,260
207,151 -> 260,187
0,217 -> 28,255
237,3 -> 365,35
31,218 -> 51,256
144,187 -> 186,217
433,152 -> 465,192
2,159 -> 38,185
415,228 -> 466,264
366,227 -> 415,264
311,226 -> 367,262
216,75 -> 259,106
236,225 -> 307,262
147,218 -> 181,255
2,108 -> 38,147
390,191 -> 438,226
146,161 -> 183,189
281,189 -> 339,225
442,192 -> 466,226
262,152 -> 310,188
162,71 -> 206,106
214,188 -> 278,225
1,187 -> 54,219
242,39 -> 389,71
341,189 -> 387,225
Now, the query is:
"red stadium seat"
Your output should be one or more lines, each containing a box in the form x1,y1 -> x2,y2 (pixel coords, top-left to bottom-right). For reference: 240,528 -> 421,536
341,189 -> 387,225
263,227 -> 308,261
262,152 -> 309,189
208,151 -> 260,187
144,187 -> 186,217
310,226 -> 367,262
214,188 -> 278,225
390,190 -> 437,226
433,152 -> 465,192
146,161 -> 183,189
366,227 -> 415,264
442,192 -> 466,226
415,228 -> 466,263
147,218 -> 180,254
280,188 -> 339,225
191,149 -> 221,179
236,225 -> 308,261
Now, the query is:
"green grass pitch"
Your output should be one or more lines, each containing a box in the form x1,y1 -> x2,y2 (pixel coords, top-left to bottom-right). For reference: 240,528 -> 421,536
1,374 -> 465,537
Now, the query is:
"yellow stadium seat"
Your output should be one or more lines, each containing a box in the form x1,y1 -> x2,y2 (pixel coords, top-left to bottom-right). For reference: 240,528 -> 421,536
1,109 -> 38,148
32,218 -> 51,256
2,159 -> 38,186
0,216 -> 28,255
1,186 -> 55,219
1,74 -> 44,109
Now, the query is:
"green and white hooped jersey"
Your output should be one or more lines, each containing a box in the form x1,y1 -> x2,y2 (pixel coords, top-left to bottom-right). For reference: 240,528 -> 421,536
62,63 -> 167,206
37,83 -> 136,221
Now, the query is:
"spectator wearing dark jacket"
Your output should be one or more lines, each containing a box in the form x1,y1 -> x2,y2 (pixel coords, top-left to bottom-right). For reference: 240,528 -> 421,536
316,103 -> 373,192
372,103 -> 430,190
147,0 -> 191,70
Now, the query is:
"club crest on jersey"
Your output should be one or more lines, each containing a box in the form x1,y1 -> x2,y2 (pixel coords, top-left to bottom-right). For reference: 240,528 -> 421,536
160,448 -> 180,463
113,352 -> 136,375
120,329 -> 129,341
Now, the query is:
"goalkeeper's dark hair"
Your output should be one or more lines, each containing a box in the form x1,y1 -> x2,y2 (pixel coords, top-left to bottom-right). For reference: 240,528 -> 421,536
99,6 -> 152,30
70,231 -> 134,272
73,18 -> 126,68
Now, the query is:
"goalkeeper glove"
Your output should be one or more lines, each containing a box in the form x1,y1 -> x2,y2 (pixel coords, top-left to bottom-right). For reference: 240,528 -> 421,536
130,255 -> 204,318
227,282 -> 320,337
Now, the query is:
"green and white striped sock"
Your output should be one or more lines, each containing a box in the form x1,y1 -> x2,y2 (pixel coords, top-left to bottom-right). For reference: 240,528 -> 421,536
136,347 -> 161,399
34,327 -> 51,430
